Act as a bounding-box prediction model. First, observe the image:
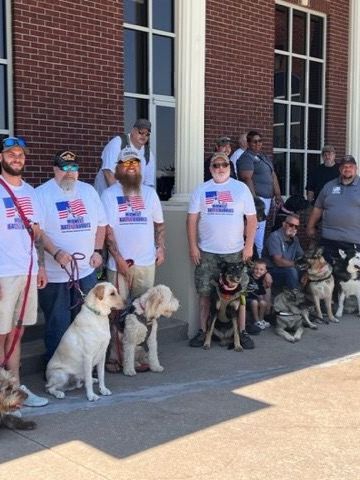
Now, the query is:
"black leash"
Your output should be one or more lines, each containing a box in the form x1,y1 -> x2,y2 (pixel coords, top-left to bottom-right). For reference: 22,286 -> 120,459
61,252 -> 86,309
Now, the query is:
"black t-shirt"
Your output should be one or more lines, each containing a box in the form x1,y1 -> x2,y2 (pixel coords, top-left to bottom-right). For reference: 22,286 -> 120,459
307,164 -> 339,201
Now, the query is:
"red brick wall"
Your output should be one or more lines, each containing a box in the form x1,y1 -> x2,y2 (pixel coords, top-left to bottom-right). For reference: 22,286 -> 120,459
12,0 -> 124,185
205,0 -> 349,160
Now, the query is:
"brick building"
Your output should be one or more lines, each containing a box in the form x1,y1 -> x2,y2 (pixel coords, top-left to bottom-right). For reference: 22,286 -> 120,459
1,0 -> 359,332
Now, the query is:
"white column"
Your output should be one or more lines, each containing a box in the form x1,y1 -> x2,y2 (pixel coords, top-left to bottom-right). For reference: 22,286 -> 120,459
170,0 -> 206,202
347,0 -> 360,162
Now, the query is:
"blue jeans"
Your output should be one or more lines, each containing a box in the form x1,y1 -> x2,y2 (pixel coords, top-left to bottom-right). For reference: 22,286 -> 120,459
270,266 -> 300,290
38,271 -> 97,362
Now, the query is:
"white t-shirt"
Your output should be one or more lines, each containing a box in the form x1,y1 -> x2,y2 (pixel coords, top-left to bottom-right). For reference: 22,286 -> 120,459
230,147 -> 245,172
94,135 -> 155,194
0,176 -> 42,277
36,179 -> 107,282
188,177 -> 256,254
101,183 -> 163,268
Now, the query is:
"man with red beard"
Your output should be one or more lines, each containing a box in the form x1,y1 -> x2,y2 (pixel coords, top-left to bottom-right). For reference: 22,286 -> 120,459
101,148 -> 165,373
0,136 -> 48,407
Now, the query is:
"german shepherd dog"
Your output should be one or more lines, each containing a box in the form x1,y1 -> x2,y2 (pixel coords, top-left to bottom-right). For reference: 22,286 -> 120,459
204,262 -> 249,351
334,249 -> 360,318
303,247 -> 338,323
274,288 -> 317,343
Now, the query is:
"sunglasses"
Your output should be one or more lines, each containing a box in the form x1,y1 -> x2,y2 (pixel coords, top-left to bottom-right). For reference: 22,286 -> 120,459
285,221 -> 299,229
121,159 -> 140,167
2,136 -> 28,149
211,162 -> 230,169
137,130 -> 150,137
59,164 -> 79,172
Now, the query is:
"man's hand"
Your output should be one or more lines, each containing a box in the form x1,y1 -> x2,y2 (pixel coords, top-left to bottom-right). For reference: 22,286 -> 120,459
189,245 -> 201,266
54,250 -> 72,268
155,246 -> 165,266
263,272 -> 273,289
116,257 -> 131,281
89,251 -> 103,269
37,266 -> 48,289
242,244 -> 253,262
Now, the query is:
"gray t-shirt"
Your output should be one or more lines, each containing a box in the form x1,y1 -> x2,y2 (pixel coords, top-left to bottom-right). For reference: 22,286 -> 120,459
263,228 -> 304,268
315,175 -> 360,243
237,150 -> 274,198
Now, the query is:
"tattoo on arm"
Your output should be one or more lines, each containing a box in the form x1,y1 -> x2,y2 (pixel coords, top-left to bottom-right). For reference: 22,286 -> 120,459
154,222 -> 165,249
105,226 -> 122,259
35,237 -> 45,267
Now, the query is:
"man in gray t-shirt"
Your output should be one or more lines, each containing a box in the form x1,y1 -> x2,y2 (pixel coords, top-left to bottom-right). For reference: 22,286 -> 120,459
263,214 -> 303,289
307,155 -> 360,262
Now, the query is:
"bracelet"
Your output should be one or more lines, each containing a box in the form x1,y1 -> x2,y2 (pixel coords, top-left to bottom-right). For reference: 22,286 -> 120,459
94,249 -> 103,255
53,249 -> 62,260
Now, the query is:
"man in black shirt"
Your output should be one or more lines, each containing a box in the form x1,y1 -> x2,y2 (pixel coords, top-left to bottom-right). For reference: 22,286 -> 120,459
306,145 -> 339,203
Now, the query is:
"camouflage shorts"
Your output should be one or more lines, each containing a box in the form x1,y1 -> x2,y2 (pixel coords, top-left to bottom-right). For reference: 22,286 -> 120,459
194,250 -> 243,295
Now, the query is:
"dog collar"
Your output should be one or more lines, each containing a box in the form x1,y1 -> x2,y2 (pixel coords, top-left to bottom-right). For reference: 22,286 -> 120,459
84,304 -> 101,316
308,273 -> 333,283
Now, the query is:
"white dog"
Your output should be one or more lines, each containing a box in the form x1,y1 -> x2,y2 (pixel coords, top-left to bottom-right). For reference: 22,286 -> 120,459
122,285 -> 179,376
335,249 -> 360,318
46,282 -> 123,401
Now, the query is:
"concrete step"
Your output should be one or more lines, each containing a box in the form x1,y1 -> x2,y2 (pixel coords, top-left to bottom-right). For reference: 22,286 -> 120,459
21,316 -> 187,377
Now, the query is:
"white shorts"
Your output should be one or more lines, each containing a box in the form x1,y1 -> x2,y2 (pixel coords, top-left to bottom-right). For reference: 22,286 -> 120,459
0,275 -> 38,334
107,264 -> 155,301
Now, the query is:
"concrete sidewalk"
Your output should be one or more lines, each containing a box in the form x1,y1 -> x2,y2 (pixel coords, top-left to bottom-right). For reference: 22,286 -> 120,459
1,314 -> 360,480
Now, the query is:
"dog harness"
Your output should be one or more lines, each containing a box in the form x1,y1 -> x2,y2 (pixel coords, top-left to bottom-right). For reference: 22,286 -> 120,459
214,283 -> 246,323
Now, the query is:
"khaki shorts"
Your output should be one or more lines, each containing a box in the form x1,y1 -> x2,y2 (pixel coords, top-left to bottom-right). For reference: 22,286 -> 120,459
107,264 -> 155,300
0,275 -> 38,335
195,250 -> 243,296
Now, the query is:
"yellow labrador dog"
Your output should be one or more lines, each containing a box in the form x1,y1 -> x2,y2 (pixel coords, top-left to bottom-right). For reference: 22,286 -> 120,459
46,282 -> 123,401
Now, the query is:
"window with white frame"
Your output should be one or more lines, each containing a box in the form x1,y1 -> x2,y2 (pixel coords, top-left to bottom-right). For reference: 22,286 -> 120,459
274,2 -> 326,197
0,0 -> 12,137
124,0 -> 175,200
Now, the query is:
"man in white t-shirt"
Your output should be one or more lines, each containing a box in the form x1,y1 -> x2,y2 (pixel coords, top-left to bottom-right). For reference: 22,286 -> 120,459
229,132 -> 248,171
36,150 -> 107,362
187,152 -> 257,349
94,118 -> 155,195
0,136 -> 48,408
101,147 -> 165,372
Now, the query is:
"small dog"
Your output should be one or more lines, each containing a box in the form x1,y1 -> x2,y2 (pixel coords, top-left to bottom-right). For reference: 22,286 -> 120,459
274,288 -> 317,343
0,369 -> 36,430
204,262 -> 249,351
46,282 -> 123,401
272,195 -> 310,231
303,247 -> 338,323
334,249 -> 360,318
122,285 -> 179,376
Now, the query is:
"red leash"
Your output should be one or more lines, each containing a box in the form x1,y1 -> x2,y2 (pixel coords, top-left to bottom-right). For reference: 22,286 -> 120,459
0,178 -> 35,368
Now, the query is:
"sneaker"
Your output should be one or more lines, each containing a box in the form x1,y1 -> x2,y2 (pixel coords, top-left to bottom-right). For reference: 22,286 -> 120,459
6,409 -> 22,418
20,385 -> 49,407
255,320 -> 266,330
246,322 -> 262,335
189,329 -> 206,347
240,330 -> 255,350
261,319 -> 271,328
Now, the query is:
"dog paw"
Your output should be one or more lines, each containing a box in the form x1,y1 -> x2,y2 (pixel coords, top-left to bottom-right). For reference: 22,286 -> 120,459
335,310 -> 342,318
150,365 -> 164,373
234,345 -> 243,352
203,344 -> 210,350
87,392 -> 100,402
329,317 -> 340,323
99,387 -> 112,396
92,377 -> 99,384
309,323 -> 318,330
48,390 -> 65,399
123,368 -> 136,376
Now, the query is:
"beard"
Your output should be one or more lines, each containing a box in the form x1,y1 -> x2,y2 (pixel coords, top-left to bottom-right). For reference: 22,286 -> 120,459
59,177 -> 77,192
1,159 -> 24,176
115,170 -> 142,195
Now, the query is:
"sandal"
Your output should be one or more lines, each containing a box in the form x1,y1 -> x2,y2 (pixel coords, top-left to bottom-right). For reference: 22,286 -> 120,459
105,359 -> 122,374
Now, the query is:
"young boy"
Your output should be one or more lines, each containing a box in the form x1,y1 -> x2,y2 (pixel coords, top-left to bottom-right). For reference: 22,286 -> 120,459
247,259 -> 272,329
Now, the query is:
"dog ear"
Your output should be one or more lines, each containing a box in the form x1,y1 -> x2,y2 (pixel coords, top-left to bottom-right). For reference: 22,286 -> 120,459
93,284 -> 105,301
338,249 -> 346,260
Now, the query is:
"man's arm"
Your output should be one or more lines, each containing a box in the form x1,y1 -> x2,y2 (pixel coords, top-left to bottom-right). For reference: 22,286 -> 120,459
243,214 -> 257,261
41,231 -> 72,268
154,221 -> 165,266
272,171 -> 282,204
237,170 -> 256,195
272,254 -> 296,268
105,225 -> 129,278
306,206 -> 323,239
89,225 -> 106,268
186,213 -> 201,265
33,225 -> 47,289
103,170 -> 117,187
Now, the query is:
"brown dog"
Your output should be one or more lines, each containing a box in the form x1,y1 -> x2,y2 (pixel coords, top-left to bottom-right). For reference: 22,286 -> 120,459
0,369 -> 36,430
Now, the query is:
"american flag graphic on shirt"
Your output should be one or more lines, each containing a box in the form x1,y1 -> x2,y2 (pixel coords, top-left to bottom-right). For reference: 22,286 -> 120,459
205,191 -> 233,205
3,196 -> 34,218
56,199 -> 87,219
117,195 -> 145,212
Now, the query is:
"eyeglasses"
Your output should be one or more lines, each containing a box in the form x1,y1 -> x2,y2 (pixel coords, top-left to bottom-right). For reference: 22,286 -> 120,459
2,136 -> 28,149
121,159 -> 140,167
251,139 -> 263,144
59,164 -> 79,172
285,221 -> 299,229
137,130 -> 150,137
211,162 -> 230,169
